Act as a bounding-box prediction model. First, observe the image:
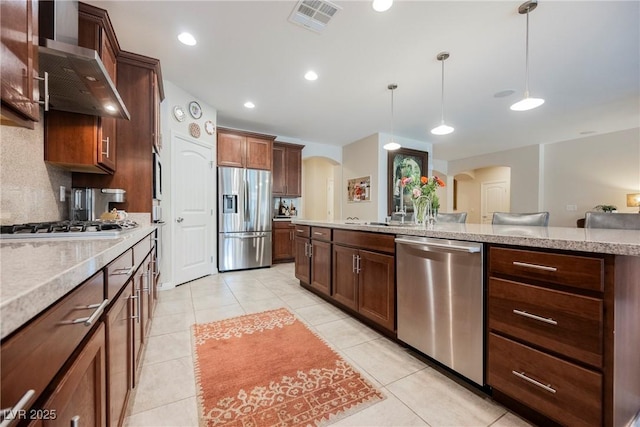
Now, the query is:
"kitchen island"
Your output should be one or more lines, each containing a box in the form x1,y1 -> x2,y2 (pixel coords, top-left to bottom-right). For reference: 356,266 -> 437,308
291,219 -> 640,427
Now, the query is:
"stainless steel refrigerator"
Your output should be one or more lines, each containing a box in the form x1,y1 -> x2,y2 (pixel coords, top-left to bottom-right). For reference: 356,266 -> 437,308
218,167 -> 272,272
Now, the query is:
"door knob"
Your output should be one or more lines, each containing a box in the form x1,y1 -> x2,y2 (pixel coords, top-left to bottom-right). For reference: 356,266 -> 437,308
176,217 -> 184,223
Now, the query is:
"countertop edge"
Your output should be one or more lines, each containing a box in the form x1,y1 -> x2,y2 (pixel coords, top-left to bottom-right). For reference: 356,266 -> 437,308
290,220 -> 640,256
0,226 -> 158,340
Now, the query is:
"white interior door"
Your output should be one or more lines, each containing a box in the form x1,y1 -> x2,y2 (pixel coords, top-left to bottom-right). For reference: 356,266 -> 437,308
173,134 -> 215,285
481,180 -> 509,224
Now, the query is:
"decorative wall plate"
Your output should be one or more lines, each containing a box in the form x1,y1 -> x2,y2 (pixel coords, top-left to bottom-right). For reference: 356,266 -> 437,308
189,122 -> 201,138
188,101 -> 202,119
204,120 -> 215,135
173,105 -> 186,122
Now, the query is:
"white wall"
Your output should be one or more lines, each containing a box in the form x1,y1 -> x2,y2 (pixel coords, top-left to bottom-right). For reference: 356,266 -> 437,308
445,128 -> 640,227
544,128 -> 640,226
342,134 -> 379,221
302,157 -> 339,220
160,80 -> 217,288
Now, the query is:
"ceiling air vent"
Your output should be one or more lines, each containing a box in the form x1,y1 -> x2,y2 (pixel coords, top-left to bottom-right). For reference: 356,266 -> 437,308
288,0 -> 341,33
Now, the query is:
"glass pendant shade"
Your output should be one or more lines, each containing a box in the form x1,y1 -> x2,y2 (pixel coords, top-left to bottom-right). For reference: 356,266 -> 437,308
372,0 -> 393,12
431,123 -> 454,135
383,141 -> 401,150
510,94 -> 545,111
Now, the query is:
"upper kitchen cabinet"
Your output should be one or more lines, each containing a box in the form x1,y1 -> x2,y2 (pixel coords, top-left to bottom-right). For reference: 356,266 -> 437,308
272,142 -> 304,197
217,127 -> 275,170
44,2 -> 120,174
0,0 -> 40,128
73,51 -> 164,214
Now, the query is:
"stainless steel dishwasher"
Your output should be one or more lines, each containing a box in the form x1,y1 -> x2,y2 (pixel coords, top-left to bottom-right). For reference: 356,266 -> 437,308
396,236 -> 484,385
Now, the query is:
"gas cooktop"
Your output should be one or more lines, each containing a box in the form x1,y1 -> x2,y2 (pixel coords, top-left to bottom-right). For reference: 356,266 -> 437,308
0,220 -> 139,240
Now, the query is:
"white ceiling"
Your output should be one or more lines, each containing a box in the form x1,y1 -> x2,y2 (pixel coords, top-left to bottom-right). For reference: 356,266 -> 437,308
87,0 -> 639,161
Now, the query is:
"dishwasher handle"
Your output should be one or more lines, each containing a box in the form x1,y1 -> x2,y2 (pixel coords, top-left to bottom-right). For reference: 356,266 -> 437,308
395,237 -> 481,253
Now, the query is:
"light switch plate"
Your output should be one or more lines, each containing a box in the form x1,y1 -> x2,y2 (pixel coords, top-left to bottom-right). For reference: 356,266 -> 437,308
60,186 -> 66,202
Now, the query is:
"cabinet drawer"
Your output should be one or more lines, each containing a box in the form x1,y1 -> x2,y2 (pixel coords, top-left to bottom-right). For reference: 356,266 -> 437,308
105,249 -> 134,300
489,247 -> 604,292
489,278 -> 603,367
1,272 -> 106,412
133,235 -> 152,267
293,225 -> 310,238
273,220 -> 292,229
311,227 -> 331,241
488,333 -> 602,427
333,229 -> 395,254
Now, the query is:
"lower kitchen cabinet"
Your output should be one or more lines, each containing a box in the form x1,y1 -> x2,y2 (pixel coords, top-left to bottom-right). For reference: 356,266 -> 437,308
273,220 -> 295,263
295,226 -> 332,297
332,243 -> 395,331
105,283 -> 134,427
487,245 -> 640,427
33,323 -> 107,427
294,226 -> 311,284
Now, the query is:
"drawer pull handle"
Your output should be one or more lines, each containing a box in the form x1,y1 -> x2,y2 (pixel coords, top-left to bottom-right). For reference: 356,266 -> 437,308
71,299 -> 109,326
513,309 -> 558,325
70,416 -> 80,427
512,371 -> 557,394
113,266 -> 135,276
313,231 -> 323,236
512,261 -> 557,272
0,389 -> 35,426
296,229 -> 305,233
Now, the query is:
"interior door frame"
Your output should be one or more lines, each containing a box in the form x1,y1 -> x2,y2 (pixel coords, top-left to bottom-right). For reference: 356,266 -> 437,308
480,180 -> 509,224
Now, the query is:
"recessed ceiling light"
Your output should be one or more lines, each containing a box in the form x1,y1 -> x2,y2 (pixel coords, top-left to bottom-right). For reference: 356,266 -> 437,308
244,101 -> 255,109
304,71 -> 318,81
178,32 -> 197,46
372,0 -> 393,12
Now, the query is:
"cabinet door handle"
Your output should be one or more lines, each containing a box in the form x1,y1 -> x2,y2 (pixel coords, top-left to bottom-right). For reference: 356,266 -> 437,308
101,136 -> 110,157
304,242 -> 308,257
513,309 -> 558,325
130,294 -> 139,321
512,261 -> 557,272
136,289 -> 142,323
308,243 -> 313,257
70,299 -> 109,326
352,254 -> 356,273
512,371 -> 557,394
289,231 -> 293,241
356,255 -> 361,273
0,389 -> 35,427
70,415 -> 80,427
34,71 -> 49,111
112,266 -> 135,276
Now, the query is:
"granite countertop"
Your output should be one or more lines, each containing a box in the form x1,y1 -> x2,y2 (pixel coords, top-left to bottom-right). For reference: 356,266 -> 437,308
291,219 -> 640,256
0,225 -> 157,340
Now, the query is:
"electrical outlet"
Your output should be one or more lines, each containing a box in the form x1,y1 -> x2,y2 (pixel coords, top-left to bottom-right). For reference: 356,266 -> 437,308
59,186 -> 66,202
566,204 -> 577,211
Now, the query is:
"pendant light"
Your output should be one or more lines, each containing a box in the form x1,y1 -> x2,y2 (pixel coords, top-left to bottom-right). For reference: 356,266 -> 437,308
431,52 -> 454,135
510,0 -> 545,111
383,84 -> 401,151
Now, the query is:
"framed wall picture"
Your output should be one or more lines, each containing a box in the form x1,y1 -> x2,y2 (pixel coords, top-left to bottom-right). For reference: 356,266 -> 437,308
387,148 -> 429,216
347,176 -> 371,202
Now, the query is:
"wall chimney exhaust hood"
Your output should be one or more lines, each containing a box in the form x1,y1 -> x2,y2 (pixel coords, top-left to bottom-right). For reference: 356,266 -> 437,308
38,0 -> 130,120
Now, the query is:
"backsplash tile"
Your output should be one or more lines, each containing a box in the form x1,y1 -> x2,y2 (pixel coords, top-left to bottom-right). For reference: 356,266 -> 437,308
0,120 -> 71,224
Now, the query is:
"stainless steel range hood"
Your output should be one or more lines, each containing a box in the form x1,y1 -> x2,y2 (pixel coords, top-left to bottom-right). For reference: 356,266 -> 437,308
38,0 -> 130,120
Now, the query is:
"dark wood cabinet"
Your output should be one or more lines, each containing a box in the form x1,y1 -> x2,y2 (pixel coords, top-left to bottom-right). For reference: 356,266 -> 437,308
273,221 -> 295,263
217,127 -> 275,170
310,238 -> 332,296
487,245 -> 640,427
0,0 -> 40,128
272,142 -> 303,197
71,51 -> 163,213
105,283 -> 134,427
294,226 -> 311,284
295,226 -> 332,297
44,3 -> 120,174
331,232 -> 395,332
35,323 -> 107,427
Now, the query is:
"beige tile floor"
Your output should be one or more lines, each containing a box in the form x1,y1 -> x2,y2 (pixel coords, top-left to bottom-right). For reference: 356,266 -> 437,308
123,263 -> 533,427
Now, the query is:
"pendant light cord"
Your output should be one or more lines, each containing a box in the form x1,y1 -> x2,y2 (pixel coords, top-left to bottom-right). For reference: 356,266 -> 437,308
440,58 -> 445,124
524,7 -> 530,97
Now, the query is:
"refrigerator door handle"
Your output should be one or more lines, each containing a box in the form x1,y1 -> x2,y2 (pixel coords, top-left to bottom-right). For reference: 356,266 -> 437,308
226,233 -> 267,239
244,172 -> 250,223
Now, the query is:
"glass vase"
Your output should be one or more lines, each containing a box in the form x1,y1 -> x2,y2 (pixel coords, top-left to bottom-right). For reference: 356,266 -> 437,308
412,195 -> 431,226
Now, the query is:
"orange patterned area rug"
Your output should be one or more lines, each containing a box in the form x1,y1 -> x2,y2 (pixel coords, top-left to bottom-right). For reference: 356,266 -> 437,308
192,307 -> 384,427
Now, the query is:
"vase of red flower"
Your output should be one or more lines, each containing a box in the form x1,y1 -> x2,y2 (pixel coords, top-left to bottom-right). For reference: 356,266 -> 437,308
401,175 -> 445,226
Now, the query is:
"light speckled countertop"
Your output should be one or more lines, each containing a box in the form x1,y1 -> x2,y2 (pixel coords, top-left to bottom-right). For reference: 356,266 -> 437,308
291,220 -> 640,256
0,225 -> 157,339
